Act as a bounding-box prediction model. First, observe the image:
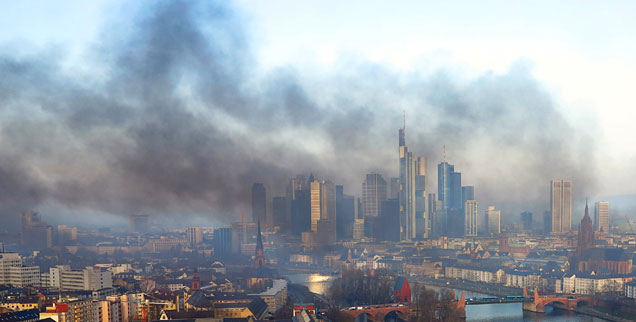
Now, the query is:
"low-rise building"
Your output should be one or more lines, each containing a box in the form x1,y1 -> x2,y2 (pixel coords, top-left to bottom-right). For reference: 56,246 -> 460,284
445,264 -> 505,284
250,279 -> 287,314
0,252 -> 41,287
49,266 -> 113,291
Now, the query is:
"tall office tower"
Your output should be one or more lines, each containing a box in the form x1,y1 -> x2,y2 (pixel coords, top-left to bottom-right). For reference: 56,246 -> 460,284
213,227 -> 232,255
129,214 -> 149,233
594,201 -> 610,233
362,173 -> 388,218
272,196 -> 288,232
336,185 -> 355,240
462,186 -> 474,211
186,226 -> 203,246
390,177 -> 400,199
309,179 -> 337,244
427,193 -> 439,237
485,206 -> 501,235
379,198 -> 401,241
398,121 -> 422,240
576,201 -> 594,257
21,211 -> 53,249
550,180 -> 573,233
414,157 -> 428,238
287,175 -> 310,236
464,200 -> 478,237
520,212 -> 533,231
251,183 -> 267,225
438,159 -> 463,237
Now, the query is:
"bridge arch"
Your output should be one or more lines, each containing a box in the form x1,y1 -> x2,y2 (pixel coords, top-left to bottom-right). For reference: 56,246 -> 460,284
383,310 -> 406,322
541,299 -> 569,308
576,299 -> 593,307
354,312 -> 374,322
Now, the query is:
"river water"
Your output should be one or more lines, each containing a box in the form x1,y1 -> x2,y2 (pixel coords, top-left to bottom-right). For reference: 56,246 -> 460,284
285,273 -> 607,322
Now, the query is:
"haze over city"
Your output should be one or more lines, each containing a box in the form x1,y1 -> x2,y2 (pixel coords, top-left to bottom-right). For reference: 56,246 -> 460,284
1,0 -> 635,228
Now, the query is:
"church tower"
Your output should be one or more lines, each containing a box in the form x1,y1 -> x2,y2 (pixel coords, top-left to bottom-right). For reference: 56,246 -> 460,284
254,220 -> 266,269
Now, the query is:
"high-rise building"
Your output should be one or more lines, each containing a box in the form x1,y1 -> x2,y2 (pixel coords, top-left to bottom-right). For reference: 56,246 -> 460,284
309,179 -> 337,245
213,227 -> 232,255
390,177 -> 400,199
353,218 -> 365,240
21,211 -> 53,249
288,175 -> 309,235
427,193 -> 439,237
520,212 -> 533,231
56,225 -> 78,246
49,265 -> 113,291
485,206 -> 501,235
543,211 -> 551,235
362,173 -> 387,218
594,201 -> 610,233
398,121 -> 426,240
576,201 -> 594,257
438,160 -> 463,237
550,180 -> 572,233
272,196 -> 288,232
251,183 -> 267,225
380,198 -> 401,242
464,200 -> 478,237
336,185 -> 355,240
186,226 -> 203,246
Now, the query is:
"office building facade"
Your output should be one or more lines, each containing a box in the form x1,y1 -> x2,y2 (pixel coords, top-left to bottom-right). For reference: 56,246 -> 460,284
594,201 -> 610,233
251,183 -> 267,225
464,200 -> 478,237
551,180 -> 572,233
362,173 -> 387,218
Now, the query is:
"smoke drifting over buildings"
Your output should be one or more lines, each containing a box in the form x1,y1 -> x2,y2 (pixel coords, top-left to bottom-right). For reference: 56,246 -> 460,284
0,1 -> 598,226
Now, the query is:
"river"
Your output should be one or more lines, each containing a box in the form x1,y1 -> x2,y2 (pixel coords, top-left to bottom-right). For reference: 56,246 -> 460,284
284,273 -> 608,322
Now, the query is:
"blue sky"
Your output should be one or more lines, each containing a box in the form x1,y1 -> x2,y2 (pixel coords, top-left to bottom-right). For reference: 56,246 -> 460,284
1,0 -> 635,201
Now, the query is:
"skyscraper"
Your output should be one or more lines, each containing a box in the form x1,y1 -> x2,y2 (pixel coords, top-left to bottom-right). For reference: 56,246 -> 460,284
398,120 -> 426,240
272,196 -> 288,232
362,173 -> 387,218
309,179 -> 337,244
213,227 -> 232,256
251,183 -> 267,225
438,159 -> 463,237
289,175 -> 310,235
520,211 -> 533,231
550,180 -> 572,233
594,201 -> 610,233
336,185 -> 355,240
390,177 -> 400,199
464,200 -> 478,237
21,211 -> 53,249
380,198 -> 401,242
485,206 -> 501,235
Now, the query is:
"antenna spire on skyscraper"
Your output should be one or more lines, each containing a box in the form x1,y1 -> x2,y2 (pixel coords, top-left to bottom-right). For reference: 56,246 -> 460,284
403,110 -> 406,131
443,145 -> 446,163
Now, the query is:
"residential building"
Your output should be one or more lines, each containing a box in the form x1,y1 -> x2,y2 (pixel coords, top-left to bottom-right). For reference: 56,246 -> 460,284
250,279 -> 287,314
551,180 -> 573,233
0,252 -> 40,287
49,265 -> 113,291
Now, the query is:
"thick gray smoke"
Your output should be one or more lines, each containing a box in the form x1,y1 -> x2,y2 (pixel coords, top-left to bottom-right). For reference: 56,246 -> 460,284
0,1 -> 597,227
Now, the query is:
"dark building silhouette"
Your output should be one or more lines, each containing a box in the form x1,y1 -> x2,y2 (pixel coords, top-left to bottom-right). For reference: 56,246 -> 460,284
251,183 -> 267,225
576,201 -> 594,257
521,211 -> 533,231
288,175 -> 311,236
21,211 -> 53,249
380,198 -> 401,242
336,185 -> 355,240
272,196 -> 288,232
543,211 -> 551,235
213,227 -> 232,256
254,221 -> 266,269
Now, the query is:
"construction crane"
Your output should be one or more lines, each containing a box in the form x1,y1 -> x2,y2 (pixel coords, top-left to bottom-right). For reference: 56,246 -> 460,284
625,216 -> 635,235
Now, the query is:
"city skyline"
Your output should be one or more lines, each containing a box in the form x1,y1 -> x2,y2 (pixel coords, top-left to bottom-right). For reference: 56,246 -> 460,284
0,1 -> 635,228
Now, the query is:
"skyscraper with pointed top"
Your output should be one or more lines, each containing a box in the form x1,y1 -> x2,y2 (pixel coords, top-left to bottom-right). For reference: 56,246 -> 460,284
254,220 -> 266,269
398,115 -> 427,240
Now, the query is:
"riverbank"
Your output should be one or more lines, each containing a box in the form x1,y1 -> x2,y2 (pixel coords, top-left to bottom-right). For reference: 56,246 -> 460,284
411,276 -> 522,297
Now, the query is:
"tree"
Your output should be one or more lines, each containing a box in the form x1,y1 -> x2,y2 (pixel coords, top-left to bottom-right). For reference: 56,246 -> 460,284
411,284 -> 462,322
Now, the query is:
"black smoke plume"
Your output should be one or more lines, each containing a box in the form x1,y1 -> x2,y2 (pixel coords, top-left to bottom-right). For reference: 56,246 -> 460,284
0,1 -> 597,227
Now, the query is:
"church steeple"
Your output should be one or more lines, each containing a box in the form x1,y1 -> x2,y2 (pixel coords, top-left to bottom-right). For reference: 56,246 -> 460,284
576,199 -> 594,257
